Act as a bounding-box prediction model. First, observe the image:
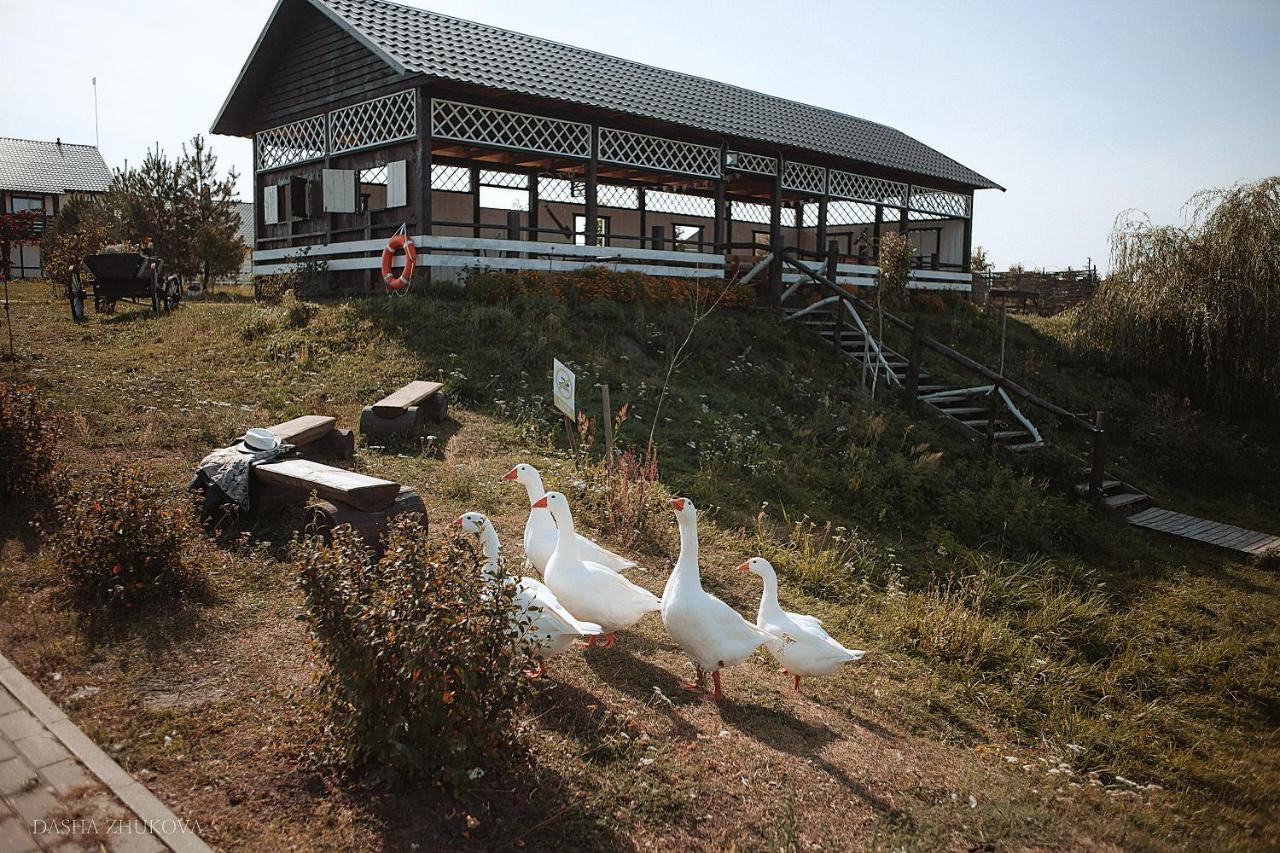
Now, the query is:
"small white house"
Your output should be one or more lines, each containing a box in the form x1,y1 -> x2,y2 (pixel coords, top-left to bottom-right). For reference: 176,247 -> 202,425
0,137 -> 112,278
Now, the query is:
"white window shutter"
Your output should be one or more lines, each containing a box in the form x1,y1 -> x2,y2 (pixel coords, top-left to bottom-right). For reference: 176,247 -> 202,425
386,160 -> 408,208
323,169 -> 356,213
262,184 -> 278,224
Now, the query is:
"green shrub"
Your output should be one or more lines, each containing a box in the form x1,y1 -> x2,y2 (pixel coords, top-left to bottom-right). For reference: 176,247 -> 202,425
0,383 -> 62,505
296,517 -> 538,785
51,466 -> 204,612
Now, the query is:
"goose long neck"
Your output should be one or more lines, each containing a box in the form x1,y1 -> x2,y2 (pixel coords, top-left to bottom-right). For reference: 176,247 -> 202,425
521,471 -> 546,505
758,566 -> 783,618
479,525 -> 502,579
673,514 -> 701,586
550,505 -> 581,561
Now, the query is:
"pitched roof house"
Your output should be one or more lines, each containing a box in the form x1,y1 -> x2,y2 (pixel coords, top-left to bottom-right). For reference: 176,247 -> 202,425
213,0 -> 998,291
1,137 -> 112,278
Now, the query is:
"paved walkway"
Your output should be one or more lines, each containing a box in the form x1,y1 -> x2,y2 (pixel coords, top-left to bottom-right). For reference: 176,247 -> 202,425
0,654 -> 210,853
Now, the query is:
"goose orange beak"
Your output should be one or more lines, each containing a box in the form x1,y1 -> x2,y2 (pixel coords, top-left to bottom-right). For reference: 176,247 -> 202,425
737,561 -> 750,573
671,498 -> 686,511
531,495 -> 549,509
502,467 -> 518,481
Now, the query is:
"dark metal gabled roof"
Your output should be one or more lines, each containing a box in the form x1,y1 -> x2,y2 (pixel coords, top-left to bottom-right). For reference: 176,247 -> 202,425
319,0 -> 1001,190
0,137 -> 112,195
224,0 -> 1001,190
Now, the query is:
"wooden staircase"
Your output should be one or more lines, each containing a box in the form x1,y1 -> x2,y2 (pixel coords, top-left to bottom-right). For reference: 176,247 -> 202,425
785,303 -> 1043,451
767,250 -> 1279,557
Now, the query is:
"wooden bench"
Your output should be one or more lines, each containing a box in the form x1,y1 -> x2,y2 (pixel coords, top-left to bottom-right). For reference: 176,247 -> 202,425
218,415 -> 426,545
360,380 -> 448,439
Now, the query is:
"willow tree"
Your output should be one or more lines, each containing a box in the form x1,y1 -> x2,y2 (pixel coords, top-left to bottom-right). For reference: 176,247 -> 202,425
1077,177 -> 1280,416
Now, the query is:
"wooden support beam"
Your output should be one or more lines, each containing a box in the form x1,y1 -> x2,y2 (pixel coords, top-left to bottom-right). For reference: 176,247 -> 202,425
638,187 -> 647,248
415,87 -> 432,235
816,196 -> 828,252
713,167 -> 727,253
962,196 -> 974,272
585,125 -> 599,246
899,186 -> 911,235
528,175 -> 539,235
873,203 -> 882,260
768,159 -> 783,307
471,165 -> 481,238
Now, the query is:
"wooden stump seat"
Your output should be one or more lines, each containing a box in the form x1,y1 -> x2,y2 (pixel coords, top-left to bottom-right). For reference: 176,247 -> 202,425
360,381 -> 448,439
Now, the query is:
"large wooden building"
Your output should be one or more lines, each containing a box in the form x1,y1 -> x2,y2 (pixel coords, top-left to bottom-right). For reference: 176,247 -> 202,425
213,0 -> 1001,292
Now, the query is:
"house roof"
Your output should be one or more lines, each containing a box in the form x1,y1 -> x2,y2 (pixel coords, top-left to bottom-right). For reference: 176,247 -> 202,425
216,0 -> 1002,192
0,137 -> 112,195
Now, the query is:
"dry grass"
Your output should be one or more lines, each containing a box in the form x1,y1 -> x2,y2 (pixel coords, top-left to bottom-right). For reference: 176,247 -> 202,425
0,280 -> 1275,850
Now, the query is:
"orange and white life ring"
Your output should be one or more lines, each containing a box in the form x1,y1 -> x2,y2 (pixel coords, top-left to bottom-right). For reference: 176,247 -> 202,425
381,231 -> 417,291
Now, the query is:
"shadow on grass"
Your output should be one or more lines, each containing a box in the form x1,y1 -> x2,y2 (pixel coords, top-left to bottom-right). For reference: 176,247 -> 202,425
582,644 -> 699,738
322,752 -> 625,852
720,698 -> 907,821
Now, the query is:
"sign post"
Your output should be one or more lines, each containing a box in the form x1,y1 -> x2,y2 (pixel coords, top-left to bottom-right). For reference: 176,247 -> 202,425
552,358 -> 582,469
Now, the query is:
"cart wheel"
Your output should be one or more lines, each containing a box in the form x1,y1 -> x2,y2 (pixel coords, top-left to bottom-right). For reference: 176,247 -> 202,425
69,292 -> 86,323
166,276 -> 182,311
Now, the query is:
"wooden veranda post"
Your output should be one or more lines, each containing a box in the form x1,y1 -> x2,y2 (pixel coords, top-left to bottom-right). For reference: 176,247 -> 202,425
768,156 -> 783,307
415,87 -> 433,236
585,125 -> 599,246
962,194 -> 974,273
713,144 -> 727,252
1089,411 -> 1107,503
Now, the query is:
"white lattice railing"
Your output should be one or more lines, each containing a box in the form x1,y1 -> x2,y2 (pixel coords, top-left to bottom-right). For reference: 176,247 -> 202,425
256,115 -> 326,171
908,187 -> 971,218
328,89 -> 416,155
431,99 -> 592,158
725,150 -> 777,175
782,161 -> 827,195
598,127 -> 721,178
828,169 -> 909,205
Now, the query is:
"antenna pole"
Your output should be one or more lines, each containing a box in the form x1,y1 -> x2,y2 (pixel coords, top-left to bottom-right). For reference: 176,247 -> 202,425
92,77 -> 99,148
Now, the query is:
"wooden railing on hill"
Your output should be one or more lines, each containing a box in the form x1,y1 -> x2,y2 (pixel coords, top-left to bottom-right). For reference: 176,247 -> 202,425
771,248 -> 1111,498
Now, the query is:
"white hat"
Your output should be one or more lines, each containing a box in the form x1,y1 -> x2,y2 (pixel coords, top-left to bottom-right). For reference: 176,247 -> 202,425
234,427 -> 281,454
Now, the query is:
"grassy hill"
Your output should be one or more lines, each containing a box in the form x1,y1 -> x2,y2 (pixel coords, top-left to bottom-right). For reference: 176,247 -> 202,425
1,278 -> 1276,850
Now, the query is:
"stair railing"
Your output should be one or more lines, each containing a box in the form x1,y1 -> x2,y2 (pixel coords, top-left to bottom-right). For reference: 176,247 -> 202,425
777,252 -> 899,391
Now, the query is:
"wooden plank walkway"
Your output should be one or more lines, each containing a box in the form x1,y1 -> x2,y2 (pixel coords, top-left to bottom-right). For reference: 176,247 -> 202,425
1127,507 -> 1280,555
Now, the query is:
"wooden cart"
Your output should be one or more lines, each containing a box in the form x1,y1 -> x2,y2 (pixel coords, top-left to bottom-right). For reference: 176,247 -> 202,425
67,253 -> 182,320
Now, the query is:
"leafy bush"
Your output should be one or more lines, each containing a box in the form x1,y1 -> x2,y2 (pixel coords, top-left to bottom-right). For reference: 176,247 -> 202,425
462,267 -> 755,309
51,466 -> 203,612
254,249 -> 329,301
0,383 -> 62,505
297,517 -> 537,785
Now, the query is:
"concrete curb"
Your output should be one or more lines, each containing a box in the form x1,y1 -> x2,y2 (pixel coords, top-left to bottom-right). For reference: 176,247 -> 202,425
0,653 -> 212,853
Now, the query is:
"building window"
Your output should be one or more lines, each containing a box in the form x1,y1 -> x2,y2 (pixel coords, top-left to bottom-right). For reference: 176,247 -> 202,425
752,230 -> 771,257
9,196 -> 45,213
673,224 -> 703,252
573,214 -> 609,247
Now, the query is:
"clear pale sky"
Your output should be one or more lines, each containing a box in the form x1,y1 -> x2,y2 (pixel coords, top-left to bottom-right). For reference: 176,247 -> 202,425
2,0 -> 1277,270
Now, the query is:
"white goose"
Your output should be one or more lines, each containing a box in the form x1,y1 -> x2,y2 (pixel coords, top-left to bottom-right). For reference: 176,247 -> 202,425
661,498 -> 775,702
534,491 -> 659,648
454,512 -> 603,676
740,557 -> 866,690
503,463 -> 638,576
